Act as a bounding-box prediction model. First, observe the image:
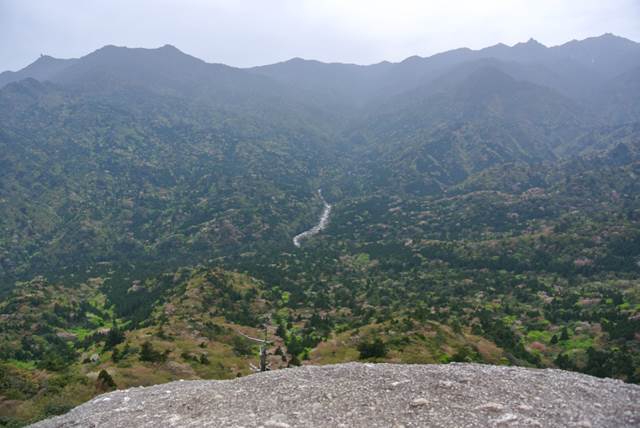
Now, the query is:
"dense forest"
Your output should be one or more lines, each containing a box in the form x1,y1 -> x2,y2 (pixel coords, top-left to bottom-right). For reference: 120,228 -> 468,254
1,34 -> 639,426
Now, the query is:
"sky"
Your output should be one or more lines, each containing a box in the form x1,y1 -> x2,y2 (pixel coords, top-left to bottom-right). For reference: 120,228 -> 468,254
1,0 -> 640,71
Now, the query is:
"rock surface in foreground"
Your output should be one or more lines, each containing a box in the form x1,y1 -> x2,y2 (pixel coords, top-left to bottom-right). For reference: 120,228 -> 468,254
32,363 -> 640,427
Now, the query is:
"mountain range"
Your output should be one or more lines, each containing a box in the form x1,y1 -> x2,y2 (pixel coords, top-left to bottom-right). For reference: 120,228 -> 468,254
1,34 -> 639,426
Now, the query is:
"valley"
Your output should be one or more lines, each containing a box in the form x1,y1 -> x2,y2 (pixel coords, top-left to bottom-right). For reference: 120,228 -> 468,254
0,33 -> 639,426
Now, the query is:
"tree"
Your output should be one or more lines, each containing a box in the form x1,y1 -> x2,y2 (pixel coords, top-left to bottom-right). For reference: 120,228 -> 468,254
231,336 -> 254,356
288,354 -> 301,367
276,323 -> 287,339
554,353 -> 574,370
357,338 -> 387,359
97,369 -> 116,391
104,320 -> 125,350
139,341 -> 165,362
560,326 -> 570,341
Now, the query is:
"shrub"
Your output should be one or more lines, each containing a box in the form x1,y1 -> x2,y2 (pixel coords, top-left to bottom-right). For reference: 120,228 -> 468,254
357,338 -> 387,359
96,369 -> 116,391
139,341 -> 166,363
231,336 -> 254,356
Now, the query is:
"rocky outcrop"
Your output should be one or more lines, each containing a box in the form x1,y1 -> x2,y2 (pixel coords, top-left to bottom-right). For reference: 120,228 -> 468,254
32,363 -> 640,427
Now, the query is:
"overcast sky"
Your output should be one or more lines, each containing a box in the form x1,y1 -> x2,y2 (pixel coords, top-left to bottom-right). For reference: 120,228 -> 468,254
1,0 -> 639,71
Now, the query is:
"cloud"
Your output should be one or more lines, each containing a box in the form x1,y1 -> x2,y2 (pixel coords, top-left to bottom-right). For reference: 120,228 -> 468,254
1,0 -> 639,71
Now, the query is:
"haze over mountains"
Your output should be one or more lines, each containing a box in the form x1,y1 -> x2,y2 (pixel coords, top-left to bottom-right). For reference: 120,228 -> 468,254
3,33 -> 640,105
1,33 -> 638,279
1,33 -> 640,425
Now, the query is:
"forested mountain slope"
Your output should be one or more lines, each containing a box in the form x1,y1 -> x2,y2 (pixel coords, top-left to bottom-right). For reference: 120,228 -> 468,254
1,34 -> 639,426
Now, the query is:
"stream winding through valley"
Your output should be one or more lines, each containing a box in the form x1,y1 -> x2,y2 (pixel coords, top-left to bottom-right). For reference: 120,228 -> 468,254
293,189 -> 332,247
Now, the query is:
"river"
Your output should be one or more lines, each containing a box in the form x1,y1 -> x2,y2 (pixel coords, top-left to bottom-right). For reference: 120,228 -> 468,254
293,189 -> 332,247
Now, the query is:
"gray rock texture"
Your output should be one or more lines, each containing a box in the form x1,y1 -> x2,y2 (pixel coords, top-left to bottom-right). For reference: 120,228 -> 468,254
32,363 -> 640,427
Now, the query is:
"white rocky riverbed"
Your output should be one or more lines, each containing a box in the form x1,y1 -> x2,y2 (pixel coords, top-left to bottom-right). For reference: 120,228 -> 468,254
293,189 -> 331,247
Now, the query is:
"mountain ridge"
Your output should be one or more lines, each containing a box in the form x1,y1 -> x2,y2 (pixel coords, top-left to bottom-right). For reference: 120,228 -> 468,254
3,33 -> 638,85
1,32 -> 640,426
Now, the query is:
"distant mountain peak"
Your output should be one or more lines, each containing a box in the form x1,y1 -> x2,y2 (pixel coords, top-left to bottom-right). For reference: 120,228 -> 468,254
158,44 -> 184,53
514,38 -> 547,49
401,55 -> 424,63
480,43 -> 510,55
91,44 -> 183,54
0,53 -> 77,88
562,32 -> 638,48
600,32 -> 622,39
287,57 -> 315,64
88,44 -> 124,56
82,43 -> 199,65
28,54 -> 63,68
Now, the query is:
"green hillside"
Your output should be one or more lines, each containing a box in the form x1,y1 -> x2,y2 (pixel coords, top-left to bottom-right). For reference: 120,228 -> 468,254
1,35 -> 640,426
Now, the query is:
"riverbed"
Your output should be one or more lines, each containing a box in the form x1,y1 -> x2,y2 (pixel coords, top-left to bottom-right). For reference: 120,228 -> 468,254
293,189 -> 332,247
